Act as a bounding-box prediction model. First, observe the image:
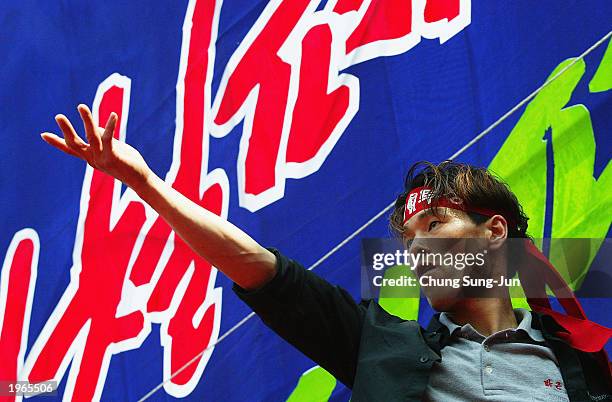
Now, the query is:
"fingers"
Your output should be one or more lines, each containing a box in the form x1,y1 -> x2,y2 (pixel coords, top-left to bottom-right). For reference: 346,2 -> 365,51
101,112 -> 117,149
55,114 -> 88,156
45,106 -> 119,164
41,132 -> 82,158
77,104 -> 103,154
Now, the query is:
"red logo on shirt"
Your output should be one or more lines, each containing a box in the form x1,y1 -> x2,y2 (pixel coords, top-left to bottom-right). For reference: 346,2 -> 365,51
544,378 -> 564,391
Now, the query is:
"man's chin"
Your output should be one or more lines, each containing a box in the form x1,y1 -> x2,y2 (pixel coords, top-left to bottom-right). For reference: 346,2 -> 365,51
425,290 -> 463,312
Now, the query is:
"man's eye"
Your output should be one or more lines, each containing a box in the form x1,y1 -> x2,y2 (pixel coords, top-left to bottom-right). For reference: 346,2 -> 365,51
428,221 -> 440,231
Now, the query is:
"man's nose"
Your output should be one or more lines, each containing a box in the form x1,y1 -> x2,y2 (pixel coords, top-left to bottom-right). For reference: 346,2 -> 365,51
408,237 -> 432,256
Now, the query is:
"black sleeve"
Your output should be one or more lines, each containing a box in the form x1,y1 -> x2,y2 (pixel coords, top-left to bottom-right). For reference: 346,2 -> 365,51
232,247 -> 367,388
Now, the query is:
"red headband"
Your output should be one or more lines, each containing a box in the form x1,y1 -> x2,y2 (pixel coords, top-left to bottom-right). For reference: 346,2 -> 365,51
403,186 -> 612,368
402,186 -> 507,225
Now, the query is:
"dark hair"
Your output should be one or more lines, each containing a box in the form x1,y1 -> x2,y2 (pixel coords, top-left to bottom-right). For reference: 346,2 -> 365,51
389,161 -> 530,277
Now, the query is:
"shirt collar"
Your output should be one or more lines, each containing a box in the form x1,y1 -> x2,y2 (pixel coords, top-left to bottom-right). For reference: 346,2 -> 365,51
438,308 -> 545,342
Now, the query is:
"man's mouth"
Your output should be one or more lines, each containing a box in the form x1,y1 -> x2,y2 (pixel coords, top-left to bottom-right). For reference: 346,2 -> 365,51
416,264 -> 438,278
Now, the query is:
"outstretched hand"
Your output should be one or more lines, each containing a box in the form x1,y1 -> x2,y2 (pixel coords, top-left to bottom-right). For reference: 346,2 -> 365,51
41,104 -> 152,191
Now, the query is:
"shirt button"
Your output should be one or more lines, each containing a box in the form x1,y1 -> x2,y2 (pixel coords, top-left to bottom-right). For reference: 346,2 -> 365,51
419,356 -> 429,363
485,365 -> 493,374
483,344 -> 490,352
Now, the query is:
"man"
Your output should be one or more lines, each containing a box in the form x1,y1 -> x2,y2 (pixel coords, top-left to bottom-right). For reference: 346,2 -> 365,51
41,105 -> 611,401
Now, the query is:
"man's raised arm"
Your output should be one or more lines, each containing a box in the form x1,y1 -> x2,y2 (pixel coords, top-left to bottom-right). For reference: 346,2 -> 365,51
41,104 -> 276,291
42,104 -> 366,387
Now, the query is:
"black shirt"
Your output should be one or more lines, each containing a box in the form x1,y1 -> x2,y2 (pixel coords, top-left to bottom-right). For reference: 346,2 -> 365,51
233,248 -> 612,401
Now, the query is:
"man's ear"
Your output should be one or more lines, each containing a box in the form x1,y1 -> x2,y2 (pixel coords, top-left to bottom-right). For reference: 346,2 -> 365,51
486,215 -> 508,250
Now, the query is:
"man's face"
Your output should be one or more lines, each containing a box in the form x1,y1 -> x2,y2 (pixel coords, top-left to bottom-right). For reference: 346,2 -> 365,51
402,207 -> 490,311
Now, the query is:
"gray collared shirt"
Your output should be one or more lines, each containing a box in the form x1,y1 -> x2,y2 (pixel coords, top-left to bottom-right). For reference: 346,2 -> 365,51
422,308 -> 570,401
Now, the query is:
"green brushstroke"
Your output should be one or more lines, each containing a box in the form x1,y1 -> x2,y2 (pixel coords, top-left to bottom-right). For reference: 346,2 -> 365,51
489,58 -> 585,241
589,39 -> 612,92
548,103 -> 611,288
286,366 -> 337,402
379,265 -> 421,320
490,55 -> 611,293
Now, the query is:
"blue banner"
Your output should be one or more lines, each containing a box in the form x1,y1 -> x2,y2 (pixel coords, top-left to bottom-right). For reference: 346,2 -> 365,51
1,1 -> 610,400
